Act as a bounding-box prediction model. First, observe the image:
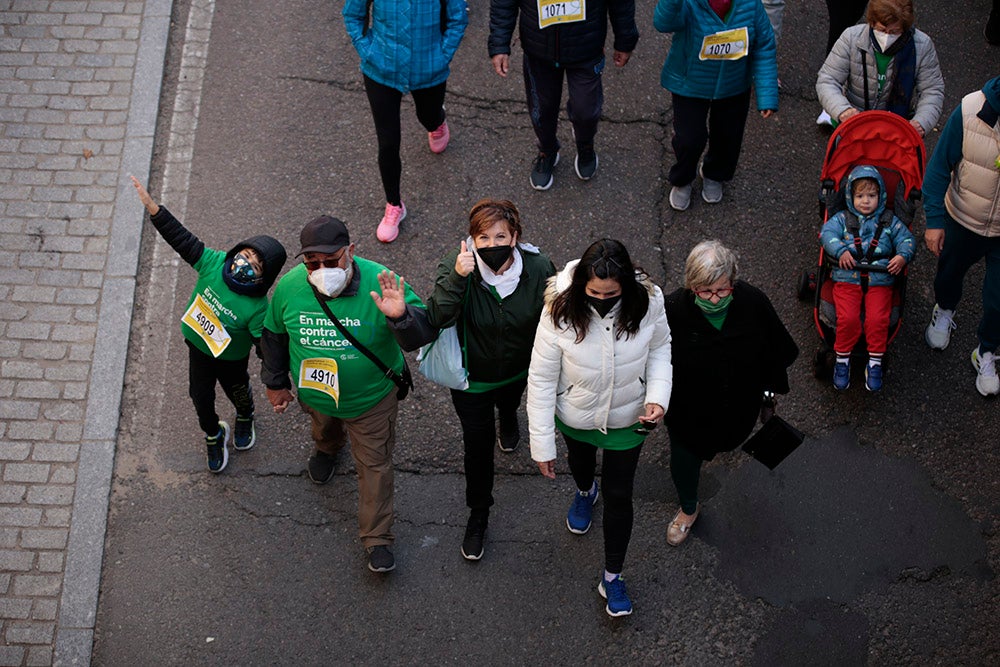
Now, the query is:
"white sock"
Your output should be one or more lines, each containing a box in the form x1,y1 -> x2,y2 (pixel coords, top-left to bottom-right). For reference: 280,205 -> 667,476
836,355 -> 850,365
580,480 -> 597,497
604,570 -> 620,582
869,355 -> 882,366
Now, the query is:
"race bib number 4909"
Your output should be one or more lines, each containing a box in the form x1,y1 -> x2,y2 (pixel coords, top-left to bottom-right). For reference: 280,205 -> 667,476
538,0 -> 585,29
299,358 -> 340,405
181,293 -> 232,357
699,27 -> 749,61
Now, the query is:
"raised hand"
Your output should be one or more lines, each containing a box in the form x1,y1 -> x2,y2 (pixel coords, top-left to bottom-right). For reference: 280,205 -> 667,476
371,270 -> 407,319
455,240 -> 476,277
129,175 -> 160,216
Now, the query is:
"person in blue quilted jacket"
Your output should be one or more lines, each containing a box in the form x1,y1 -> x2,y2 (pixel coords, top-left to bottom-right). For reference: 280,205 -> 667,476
344,0 -> 468,244
654,0 -> 778,211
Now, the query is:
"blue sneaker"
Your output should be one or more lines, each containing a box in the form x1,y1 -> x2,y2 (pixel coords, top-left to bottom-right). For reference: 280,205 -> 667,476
566,484 -> 599,534
833,360 -> 850,391
865,362 -> 883,392
598,574 -> 633,617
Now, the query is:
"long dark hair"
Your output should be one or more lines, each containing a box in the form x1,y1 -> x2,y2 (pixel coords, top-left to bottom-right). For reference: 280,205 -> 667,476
550,239 -> 649,343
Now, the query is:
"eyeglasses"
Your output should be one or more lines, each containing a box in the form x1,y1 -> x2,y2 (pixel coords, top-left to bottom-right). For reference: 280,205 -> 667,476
303,253 -> 346,271
633,420 -> 658,436
694,286 -> 733,299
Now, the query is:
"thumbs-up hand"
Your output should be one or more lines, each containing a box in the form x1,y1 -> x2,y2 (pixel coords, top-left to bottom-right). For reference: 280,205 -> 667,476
455,239 -> 476,277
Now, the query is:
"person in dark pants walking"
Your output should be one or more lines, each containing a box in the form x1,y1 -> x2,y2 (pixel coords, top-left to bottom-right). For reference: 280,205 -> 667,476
654,0 -> 778,211
664,240 -> 797,546
488,0 -> 638,190
922,76 -> 1000,397
816,0 -> 869,124
527,240 -> 672,617
425,200 -> 555,561
130,177 -> 287,474
343,0 -> 468,243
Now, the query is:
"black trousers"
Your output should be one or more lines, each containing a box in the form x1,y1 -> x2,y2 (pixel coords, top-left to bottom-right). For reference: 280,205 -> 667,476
669,90 -> 751,187
667,439 -> 703,516
187,340 -> 254,436
363,74 -> 447,206
825,0 -> 868,53
522,51 -> 604,155
565,435 -> 643,574
450,379 -> 527,514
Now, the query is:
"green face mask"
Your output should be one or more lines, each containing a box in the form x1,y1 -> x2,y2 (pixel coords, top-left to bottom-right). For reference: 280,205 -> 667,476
695,294 -> 733,314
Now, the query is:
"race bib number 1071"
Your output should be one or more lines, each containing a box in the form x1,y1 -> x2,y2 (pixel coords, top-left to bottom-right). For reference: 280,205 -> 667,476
537,0 -> 585,29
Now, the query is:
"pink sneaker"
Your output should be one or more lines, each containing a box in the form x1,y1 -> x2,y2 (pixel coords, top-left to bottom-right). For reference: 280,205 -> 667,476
428,120 -> 450,154
376,202 -> 406,243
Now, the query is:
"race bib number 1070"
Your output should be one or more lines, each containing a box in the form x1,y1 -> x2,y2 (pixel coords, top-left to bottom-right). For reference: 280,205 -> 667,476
537,0 -> 585,29
699,26 -> 749,61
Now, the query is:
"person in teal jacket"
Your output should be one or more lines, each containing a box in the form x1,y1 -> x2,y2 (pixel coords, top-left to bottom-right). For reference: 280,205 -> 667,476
343,0 -> 469,243
654,0 -> 778,211
130,177 -> 287,474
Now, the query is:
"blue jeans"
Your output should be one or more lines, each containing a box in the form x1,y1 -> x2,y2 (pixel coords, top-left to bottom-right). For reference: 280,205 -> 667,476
933,214 -> 1000,351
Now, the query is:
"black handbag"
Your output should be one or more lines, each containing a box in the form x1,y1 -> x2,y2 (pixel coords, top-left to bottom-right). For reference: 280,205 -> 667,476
741,414 -> 805,470
313,294 -> 413,401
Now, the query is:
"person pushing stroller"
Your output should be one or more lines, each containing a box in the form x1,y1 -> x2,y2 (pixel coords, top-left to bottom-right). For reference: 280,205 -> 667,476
820,165 -> 916,391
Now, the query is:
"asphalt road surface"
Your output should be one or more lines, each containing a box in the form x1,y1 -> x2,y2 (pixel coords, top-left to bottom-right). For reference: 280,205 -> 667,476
94,0 -> 999,664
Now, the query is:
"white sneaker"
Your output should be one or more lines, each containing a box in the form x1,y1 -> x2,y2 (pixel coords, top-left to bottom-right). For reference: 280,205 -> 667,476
925,304 -> 956,350
971,347 -> 1000,396
816,110 -> 833,126
699,166 -> 723,204
669,184 -> 692,211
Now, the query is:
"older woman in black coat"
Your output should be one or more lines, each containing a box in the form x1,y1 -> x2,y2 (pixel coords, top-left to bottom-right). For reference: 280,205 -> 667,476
663,240 -> 798,546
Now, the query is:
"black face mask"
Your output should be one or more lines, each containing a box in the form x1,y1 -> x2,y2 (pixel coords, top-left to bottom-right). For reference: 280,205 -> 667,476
477,245 -> 514,273
587,295 -> 620,318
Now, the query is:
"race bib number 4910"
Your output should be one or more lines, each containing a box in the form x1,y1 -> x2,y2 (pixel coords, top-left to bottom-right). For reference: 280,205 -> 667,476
299,358 -> 340,405
699,26 -> 749,61
538,0 -> 585,29
181,293 -> 232,357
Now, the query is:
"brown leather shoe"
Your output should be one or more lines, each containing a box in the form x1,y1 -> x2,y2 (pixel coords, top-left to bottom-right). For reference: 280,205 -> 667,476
666,505 -> 700,547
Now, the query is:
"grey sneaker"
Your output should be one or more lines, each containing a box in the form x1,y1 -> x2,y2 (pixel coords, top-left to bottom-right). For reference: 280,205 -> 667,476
971,347 -> 1000,396
530,151 -> 559,190
367,545 -> 395,573
925,304 -> 956,350
574,146 -> 598,180
700,166 -> 723,203
669,184 -> 692,211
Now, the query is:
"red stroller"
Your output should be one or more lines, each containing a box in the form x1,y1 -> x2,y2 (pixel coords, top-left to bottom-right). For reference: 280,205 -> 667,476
797,111 -> 926,379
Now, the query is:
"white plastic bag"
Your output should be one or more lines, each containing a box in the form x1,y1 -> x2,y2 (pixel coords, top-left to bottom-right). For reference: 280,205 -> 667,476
417,325 -> 468,390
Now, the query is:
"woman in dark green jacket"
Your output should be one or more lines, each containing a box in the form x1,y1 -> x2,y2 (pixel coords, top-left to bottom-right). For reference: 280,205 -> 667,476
425,199 -> 555,561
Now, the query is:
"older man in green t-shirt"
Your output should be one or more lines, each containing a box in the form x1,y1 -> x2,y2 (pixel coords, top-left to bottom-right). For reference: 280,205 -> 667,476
261,216 -> 434,573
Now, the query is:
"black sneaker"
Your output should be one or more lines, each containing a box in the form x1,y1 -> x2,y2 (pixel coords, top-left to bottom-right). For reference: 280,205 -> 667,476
307,450 -> 335,484
233,414 -> 255,451
530,151 -> 559,190
461,513 -> 488,561
367,545 -> 395,573
497,412 -> 520,453
206,421 -> 230,474
574,145 -> 598,180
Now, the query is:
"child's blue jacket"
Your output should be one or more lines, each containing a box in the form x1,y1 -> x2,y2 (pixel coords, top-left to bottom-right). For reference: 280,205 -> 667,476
820,165 -> 916,288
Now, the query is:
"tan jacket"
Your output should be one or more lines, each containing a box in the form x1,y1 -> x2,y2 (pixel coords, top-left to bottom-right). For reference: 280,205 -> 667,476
945,91 -> 1000,237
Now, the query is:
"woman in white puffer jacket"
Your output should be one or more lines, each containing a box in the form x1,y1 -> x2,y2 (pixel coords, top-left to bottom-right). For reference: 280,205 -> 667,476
527,239 -> 671,618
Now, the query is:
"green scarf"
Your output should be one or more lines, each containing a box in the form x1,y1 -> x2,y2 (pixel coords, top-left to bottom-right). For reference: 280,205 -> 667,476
695,294 -> 732,330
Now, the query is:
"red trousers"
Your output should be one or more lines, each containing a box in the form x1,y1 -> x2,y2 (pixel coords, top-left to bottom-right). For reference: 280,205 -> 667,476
832,283 -> 893,355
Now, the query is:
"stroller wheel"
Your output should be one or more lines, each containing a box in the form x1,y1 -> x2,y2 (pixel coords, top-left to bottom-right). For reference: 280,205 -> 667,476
813,346 -> 835,380
797,269 -> 814,301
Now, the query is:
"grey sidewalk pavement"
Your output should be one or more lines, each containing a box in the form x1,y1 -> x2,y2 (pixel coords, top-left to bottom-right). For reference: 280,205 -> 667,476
0,1 -> 172,665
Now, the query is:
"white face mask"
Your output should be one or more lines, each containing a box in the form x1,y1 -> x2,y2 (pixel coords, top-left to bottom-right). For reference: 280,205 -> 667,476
308,264 -> 352,298
873,29 -> 899,52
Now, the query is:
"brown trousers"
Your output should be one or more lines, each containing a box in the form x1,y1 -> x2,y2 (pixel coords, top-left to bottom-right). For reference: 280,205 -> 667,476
299,391 -> 398,548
